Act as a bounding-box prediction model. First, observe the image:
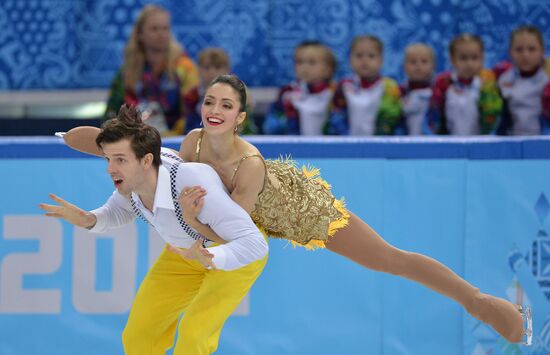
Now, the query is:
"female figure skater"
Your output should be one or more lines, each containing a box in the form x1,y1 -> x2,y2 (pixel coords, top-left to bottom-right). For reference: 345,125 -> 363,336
63,75 -> 531,345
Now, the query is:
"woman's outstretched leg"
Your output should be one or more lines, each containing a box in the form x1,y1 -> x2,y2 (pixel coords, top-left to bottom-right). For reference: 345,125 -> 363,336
325,212 -> 524,343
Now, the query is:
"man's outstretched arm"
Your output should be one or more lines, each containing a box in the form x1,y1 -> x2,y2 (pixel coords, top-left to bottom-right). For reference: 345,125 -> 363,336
39,193 -> 97,228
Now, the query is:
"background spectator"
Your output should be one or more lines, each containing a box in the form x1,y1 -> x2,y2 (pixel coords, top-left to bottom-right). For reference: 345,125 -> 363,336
263,40 -> 336,135
426,34 -> 501,135
328,35 -> 401,136
400,43 -> 435,135
496,25 -> 550,135
104,4 -> 199,136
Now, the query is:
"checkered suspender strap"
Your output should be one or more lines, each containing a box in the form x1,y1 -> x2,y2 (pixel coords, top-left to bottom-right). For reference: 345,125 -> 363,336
129,150 -> 208,246
168,161 -> 208,246
130,197 -> 148,224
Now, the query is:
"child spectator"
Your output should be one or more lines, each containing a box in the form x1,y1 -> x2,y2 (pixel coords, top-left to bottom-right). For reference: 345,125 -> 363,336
400,43 -> 435,135
183,47 -> 231,133
328,35 -> 401,136
184,47 -> 257,134
263,40 -> 336,135
426,34 -> 502,135
495,25 -> 550,135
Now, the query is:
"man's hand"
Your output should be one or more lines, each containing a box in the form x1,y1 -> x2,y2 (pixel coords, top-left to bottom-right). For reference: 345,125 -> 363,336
39,193 -> 96,228
167,240 -> 216,270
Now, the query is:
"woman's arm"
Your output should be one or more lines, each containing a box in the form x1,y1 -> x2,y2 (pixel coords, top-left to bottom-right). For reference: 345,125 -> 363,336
63,126 -> 103,156
179,186 -> 228,244
177,156 -> 266,244
178,128 -> 201,162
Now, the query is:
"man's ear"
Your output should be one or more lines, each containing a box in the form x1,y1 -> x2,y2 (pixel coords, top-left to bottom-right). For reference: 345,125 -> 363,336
142,153 -> 154,168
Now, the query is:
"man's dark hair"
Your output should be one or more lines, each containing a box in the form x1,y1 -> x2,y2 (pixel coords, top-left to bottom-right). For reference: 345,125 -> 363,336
96,105 -> 161,168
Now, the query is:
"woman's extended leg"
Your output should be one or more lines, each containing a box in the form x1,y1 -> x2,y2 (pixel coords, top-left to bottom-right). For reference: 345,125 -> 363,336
325,212 -> 524,343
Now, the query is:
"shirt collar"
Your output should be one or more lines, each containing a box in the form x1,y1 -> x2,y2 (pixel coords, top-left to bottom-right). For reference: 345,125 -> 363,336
131,164 -> 175,213
358,75 -> 381,89
406,80 -> 432,90
154,164 -> 175,211
451,72 -> 480,88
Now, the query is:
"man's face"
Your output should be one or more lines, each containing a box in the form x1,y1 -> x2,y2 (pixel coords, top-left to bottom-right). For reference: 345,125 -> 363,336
101,139 -> 149,195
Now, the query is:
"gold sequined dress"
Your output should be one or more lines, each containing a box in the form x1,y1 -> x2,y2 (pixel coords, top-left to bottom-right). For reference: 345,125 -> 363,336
196,130 -> 349,249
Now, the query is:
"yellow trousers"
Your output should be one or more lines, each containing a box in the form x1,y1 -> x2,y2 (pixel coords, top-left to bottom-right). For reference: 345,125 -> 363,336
122,246 -> 267,355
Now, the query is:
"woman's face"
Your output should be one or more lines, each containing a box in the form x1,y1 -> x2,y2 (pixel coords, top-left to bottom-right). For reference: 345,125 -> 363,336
139,11 -> 171,52
201,83 -> 245,135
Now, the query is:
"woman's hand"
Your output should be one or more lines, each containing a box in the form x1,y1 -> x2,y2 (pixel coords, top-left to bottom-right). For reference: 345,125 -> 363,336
167,241 -> 216,270
179,186 -> 207,228
178,186 -> 228,245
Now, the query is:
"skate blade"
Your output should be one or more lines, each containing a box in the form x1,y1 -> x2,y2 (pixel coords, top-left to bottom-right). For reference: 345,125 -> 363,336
518,305 -> 533,346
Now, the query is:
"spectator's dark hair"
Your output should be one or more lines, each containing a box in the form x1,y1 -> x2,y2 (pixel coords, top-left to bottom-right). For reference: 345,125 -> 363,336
207,74 -> 247,113
449,33 -> 484,57
509,25 -> 544,49
199,47 -> 231,68
294,40 -> 337,76
96,105 -> 161,168
351,35 -> 384,55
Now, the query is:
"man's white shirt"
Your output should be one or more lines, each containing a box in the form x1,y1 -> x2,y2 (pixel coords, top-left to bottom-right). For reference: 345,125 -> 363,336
90,148 -> 268,271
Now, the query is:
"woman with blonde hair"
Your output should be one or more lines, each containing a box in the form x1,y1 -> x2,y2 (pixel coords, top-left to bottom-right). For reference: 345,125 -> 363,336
104,4 -> 199,136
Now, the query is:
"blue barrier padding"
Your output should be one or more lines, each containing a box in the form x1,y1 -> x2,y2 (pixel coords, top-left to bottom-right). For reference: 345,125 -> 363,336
1,136 -> 549,159
0,138 -> 95,159
2,136 -> 550,355
523,139 -> 550,158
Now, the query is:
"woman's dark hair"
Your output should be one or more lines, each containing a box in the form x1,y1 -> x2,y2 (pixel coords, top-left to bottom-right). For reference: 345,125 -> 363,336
207,74 -> 247,112
96,105 -> 161,168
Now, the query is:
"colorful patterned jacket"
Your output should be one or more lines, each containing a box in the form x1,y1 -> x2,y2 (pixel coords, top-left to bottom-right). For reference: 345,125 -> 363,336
425,69 -> 502,135
327,76 -> 401,135
544,83 -> 550,134
263,81 -> 334,135
399,81 -> 432,135
494,61 -> 550,135
105,53 -> 198,136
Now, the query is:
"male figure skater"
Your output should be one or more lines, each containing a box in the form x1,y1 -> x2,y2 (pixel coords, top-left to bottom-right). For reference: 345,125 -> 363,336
40,105 -> 268,355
